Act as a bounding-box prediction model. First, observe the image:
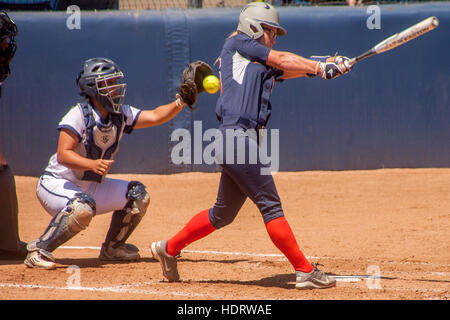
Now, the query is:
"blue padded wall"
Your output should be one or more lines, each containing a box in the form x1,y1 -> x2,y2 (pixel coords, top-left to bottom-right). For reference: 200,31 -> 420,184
0,4 -> 449,176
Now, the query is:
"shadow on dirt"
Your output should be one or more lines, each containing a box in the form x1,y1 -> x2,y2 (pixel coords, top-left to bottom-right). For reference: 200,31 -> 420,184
179,257 -> 249,264
196,273 -> 296,289
53,257 -> 158,268
0,260 -> 26,266
195,271 -> 449,290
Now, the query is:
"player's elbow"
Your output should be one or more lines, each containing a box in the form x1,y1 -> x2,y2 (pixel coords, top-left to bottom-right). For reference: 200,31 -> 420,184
267,50 -> 310,77
56,148 -> 73,167
56,150 -> 66,166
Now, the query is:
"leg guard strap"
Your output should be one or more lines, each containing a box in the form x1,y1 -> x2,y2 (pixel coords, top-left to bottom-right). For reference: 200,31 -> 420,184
103,181 -> 150,249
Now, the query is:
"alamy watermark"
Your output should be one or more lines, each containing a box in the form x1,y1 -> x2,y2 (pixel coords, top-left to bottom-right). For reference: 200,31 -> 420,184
366,265 -> 382,289
366,5 -> 381,30
66,5 -> 81,30
66,265 -> 81,288
170,121 -> 279,175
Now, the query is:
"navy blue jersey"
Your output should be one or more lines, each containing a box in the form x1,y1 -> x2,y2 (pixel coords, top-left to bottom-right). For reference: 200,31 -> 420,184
216,33 -> 282,130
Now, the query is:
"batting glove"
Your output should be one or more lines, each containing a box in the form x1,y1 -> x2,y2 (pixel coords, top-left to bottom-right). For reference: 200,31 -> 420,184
317,58 -> 352,80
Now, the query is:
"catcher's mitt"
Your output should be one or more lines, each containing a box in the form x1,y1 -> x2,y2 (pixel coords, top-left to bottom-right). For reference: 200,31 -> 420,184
179,60 -> 213,109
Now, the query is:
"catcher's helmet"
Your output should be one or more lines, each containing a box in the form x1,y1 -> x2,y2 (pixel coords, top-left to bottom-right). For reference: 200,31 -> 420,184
0,11 -> 18,83
76,58 -> 127,114
237,2 -> 286,40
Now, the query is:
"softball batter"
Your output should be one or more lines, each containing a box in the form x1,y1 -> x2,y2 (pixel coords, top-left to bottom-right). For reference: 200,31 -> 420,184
151,2 -> 352,290
25,57 -> 188,269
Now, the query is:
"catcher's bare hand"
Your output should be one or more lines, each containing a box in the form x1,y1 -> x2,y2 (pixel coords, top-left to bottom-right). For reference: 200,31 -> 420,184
91,159 -> 114,175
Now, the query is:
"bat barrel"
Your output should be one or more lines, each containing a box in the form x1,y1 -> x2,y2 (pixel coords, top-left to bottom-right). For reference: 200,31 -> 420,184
346,16 -> 439,67
374,16 -> 439,54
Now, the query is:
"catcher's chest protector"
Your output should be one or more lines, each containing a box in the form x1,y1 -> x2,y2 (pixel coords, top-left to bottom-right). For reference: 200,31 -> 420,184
78,103 -> 125,183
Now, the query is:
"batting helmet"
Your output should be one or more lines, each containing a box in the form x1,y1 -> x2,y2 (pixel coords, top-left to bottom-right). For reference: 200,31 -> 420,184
76,58 -> 127,114
0,11 -> 18,83
237,2 -> 286,40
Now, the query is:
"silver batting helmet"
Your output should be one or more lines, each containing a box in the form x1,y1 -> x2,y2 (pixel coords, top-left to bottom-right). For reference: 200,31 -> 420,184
237,2 -> 286,40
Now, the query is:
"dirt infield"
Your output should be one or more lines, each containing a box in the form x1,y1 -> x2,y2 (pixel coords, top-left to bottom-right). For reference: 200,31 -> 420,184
1,169 -> 449,300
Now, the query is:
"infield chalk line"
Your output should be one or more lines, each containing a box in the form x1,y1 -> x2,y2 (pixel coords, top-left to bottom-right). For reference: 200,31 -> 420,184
1,280 -> 448,298
3,247 -> 447,298
59,246 -> 323,259
59,246 -> 450,267
0,282 -> 225,299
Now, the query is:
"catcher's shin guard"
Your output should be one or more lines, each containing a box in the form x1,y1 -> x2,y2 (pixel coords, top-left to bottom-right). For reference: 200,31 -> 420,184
32,193 -> 96,252
102,181 -> 150,249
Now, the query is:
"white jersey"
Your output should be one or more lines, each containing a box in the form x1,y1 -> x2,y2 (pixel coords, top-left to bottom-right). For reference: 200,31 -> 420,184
43,103 -> 141,184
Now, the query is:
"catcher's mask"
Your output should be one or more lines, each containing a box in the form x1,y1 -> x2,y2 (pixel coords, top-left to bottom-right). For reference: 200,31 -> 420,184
0,11 -> 18,83
237,2 -> 286,40
76,58 -> 127,114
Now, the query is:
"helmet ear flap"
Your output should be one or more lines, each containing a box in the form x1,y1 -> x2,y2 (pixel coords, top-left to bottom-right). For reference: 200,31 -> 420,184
76,70 -> 83,87
246,18 -> 264,39
76,70 -> 87,98
237,2 -> 286,39
238,14 -> 265,39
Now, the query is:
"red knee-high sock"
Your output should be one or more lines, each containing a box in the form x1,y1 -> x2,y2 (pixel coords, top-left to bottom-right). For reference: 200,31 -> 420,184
265,216 -> 313,273
166,209 -> 216,257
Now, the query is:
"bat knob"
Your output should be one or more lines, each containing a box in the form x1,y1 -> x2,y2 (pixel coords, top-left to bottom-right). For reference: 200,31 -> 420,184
431,16 -> 439,27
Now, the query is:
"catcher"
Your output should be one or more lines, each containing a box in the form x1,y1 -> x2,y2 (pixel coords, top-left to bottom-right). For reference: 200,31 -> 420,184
0,11 -> 28,261
24,57 -> 210,269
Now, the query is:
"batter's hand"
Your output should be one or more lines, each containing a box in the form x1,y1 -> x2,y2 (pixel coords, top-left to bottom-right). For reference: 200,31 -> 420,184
334,55 -> 352,72
91,159 -> 114,175
318,59 -> 352,80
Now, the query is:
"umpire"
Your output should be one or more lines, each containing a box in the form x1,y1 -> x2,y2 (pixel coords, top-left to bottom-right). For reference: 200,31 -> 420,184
0,11 -> 27,260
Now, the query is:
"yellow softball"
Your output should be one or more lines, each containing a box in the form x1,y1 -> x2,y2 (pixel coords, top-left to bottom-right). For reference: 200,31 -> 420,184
203,75 -> 219,94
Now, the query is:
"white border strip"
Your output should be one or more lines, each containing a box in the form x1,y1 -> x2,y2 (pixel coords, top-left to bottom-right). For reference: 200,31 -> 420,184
1,279 -> 447,297
59,246 -> 450,267
59,246 -> 323,259
0,282 -> 222,299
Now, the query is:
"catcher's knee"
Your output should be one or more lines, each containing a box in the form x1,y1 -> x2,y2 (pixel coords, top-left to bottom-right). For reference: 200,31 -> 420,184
125,181 -> 150,216
36,192 -> 96,252
68,192 -> 96,230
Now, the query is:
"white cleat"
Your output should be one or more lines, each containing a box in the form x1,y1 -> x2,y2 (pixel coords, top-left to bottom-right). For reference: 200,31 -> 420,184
24,242 -> 56,270
150,240 -> 180,282
295,263 -> 336,290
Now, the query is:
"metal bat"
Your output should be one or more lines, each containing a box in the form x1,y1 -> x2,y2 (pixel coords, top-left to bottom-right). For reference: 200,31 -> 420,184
349,16 -> 439,66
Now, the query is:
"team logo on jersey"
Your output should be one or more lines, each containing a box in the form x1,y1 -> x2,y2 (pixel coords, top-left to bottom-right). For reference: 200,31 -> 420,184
102,135 -> 110,144
93,125 -> 117,153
